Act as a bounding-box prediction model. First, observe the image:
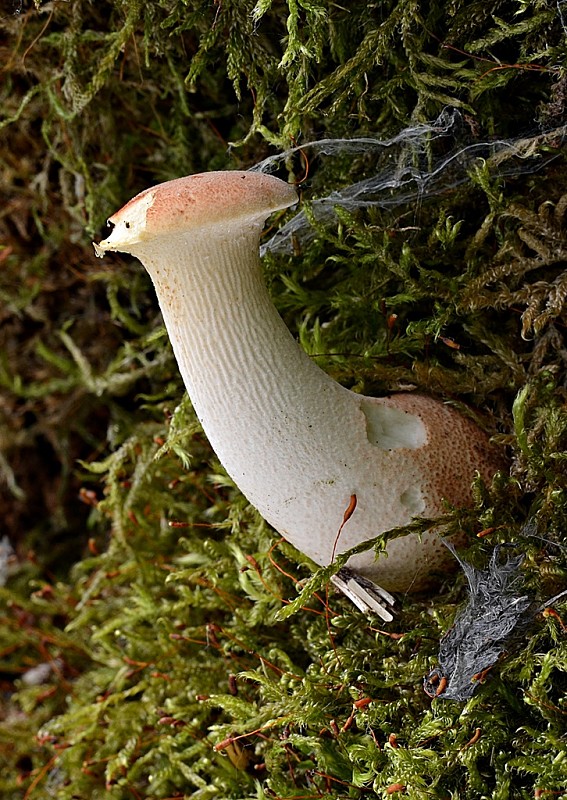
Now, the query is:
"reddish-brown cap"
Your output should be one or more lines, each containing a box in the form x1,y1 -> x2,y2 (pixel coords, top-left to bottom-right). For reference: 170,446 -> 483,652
94,171 -> 298,256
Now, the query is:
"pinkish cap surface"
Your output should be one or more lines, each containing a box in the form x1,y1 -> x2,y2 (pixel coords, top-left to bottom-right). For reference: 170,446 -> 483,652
109,171 -> 297,236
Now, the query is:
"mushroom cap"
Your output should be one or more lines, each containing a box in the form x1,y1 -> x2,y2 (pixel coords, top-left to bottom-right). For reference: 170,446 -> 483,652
94,171 -> 298,256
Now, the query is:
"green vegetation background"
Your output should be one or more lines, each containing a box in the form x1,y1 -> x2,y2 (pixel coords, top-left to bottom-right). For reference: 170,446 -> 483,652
1,0 -> 566,797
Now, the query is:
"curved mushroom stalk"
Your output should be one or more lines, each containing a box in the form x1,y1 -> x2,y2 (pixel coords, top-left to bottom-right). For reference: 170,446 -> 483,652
95,171 -> 503,607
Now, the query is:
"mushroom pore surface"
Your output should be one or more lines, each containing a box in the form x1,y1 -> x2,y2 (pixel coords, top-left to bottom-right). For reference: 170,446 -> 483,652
95,170 -> 504,593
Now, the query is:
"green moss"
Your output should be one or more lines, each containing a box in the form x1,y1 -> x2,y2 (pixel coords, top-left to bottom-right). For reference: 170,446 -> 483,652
1,1 -> 566,798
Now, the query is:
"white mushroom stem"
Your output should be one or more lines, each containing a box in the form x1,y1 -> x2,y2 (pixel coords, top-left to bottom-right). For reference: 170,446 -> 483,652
95,171 -> 502,597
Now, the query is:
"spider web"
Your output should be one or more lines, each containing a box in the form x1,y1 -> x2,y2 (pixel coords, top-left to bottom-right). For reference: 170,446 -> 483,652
253,109 -> 567,257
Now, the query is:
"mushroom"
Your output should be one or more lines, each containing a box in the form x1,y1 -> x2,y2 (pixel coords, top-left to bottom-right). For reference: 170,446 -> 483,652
94,170 -> 503,618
